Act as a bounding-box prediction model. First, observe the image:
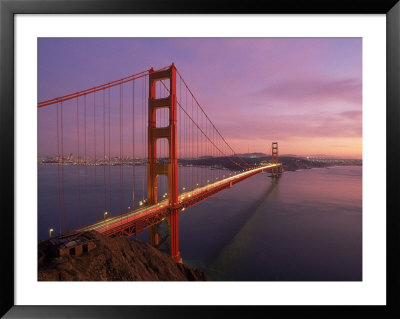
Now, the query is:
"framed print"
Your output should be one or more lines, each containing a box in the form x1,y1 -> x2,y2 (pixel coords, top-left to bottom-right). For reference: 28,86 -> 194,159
1,0 -> 399,318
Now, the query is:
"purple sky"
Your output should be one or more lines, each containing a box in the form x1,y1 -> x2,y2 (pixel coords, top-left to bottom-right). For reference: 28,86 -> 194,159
38,38 -> 362,158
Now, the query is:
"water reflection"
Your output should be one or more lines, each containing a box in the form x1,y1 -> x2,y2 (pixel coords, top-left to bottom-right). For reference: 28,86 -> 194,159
38,165 -> 362,281
178,166 -> 362,281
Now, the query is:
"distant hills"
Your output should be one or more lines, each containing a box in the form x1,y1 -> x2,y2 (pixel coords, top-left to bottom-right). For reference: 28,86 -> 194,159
234,152 -> 266,158
179,155 -> 361,171
39,153 -> 362,171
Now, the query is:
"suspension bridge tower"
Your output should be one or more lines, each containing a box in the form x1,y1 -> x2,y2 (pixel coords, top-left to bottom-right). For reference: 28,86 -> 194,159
271,142 -> 281,178
147,64 -> 181,262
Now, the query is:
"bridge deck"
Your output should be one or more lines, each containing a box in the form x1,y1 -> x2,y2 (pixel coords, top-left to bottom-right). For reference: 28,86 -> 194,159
76,163 -> 282,237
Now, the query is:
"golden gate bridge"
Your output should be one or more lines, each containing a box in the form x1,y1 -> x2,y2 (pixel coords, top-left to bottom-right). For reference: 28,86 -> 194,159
38,64 -> 283,262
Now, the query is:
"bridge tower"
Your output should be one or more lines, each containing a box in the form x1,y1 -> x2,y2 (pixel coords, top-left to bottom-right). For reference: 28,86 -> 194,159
147,64 -> 180,262
271,142 -> 280,177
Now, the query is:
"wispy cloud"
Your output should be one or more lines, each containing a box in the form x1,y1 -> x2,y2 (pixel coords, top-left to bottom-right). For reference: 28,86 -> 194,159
254,77 -> 361,105
38,38 -> 362,157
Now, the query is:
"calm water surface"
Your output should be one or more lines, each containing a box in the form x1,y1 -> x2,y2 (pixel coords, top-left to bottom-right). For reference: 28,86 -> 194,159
38,165 -> 362,281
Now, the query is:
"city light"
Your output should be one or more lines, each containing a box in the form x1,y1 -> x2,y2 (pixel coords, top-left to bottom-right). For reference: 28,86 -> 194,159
49,228 -> 54,238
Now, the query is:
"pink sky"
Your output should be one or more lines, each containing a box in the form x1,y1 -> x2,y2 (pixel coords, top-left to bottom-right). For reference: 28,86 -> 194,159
38,38 -> 362,158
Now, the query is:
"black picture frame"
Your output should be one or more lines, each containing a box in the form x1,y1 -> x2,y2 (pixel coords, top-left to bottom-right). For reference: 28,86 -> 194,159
1,0 -> 399,318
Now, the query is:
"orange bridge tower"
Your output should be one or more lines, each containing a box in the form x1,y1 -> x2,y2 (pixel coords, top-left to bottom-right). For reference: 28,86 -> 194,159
147,64 -> 180,262
271,142 -> 281,177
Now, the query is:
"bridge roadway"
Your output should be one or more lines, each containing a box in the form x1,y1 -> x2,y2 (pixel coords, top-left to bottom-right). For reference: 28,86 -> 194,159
75,163 -> 282,238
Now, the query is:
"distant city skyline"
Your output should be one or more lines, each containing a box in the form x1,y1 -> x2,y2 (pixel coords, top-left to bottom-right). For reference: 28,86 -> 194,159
38,38 -> 362,159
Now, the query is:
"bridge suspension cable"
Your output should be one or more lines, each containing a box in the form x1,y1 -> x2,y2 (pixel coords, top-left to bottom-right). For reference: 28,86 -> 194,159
38,66 -> 168,108
175,69 -> 251,168
161,69 -> 252,173
38,63 -> 273,243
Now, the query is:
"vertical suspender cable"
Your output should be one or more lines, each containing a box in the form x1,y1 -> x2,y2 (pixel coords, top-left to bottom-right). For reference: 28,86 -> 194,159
108,88 -> 111,215
56,102 -> 61,234
61,101 -> 65,232
121,83 -> 124,212
84,95 -> 88,225
145,75 -> 148,201
132,79 -> 135,209
142,77 -> 145,202
103,90 -> 106,215
165,82 -> 167,197
186,82 -> 188,188
77,98 -> 81,226
196,106 -> 198,185
179,77 -> 181,191
190,97 -> 194,189
120,83 -> 123,214
94,93 -> 97,218
145,76 -> 148,201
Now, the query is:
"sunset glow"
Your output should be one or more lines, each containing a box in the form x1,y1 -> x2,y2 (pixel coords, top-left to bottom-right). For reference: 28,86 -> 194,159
38,38 -> 362,158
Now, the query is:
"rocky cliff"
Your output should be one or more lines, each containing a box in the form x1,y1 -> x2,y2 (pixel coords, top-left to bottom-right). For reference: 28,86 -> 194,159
38,230 -> 209,281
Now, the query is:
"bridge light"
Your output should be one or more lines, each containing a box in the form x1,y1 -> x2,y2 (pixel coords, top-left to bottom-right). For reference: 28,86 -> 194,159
104,211 -> 108,219
182,187 -> 186,191
49,228 -> 54,238
182,207 -> 185,211
139,201 -> 143,206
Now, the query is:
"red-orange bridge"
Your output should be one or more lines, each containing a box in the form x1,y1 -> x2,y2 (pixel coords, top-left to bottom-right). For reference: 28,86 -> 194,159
38,64 -> 283,262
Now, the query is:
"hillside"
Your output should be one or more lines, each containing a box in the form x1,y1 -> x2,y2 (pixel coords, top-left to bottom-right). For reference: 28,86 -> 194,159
179,156 -> 362,171
38,230 -> 210,281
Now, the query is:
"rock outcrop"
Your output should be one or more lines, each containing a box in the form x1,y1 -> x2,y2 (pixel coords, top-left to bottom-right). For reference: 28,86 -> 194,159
38,231 -> 209,281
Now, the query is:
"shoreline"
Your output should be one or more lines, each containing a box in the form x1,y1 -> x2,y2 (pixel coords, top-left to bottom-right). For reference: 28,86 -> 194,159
286,164 -> 362,172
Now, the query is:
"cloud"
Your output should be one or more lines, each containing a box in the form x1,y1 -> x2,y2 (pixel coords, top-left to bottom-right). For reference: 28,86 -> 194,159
211,111 -> 362,144
254,77 -> 362,105
38,38 -> 362,157
339,110 -> 362,120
